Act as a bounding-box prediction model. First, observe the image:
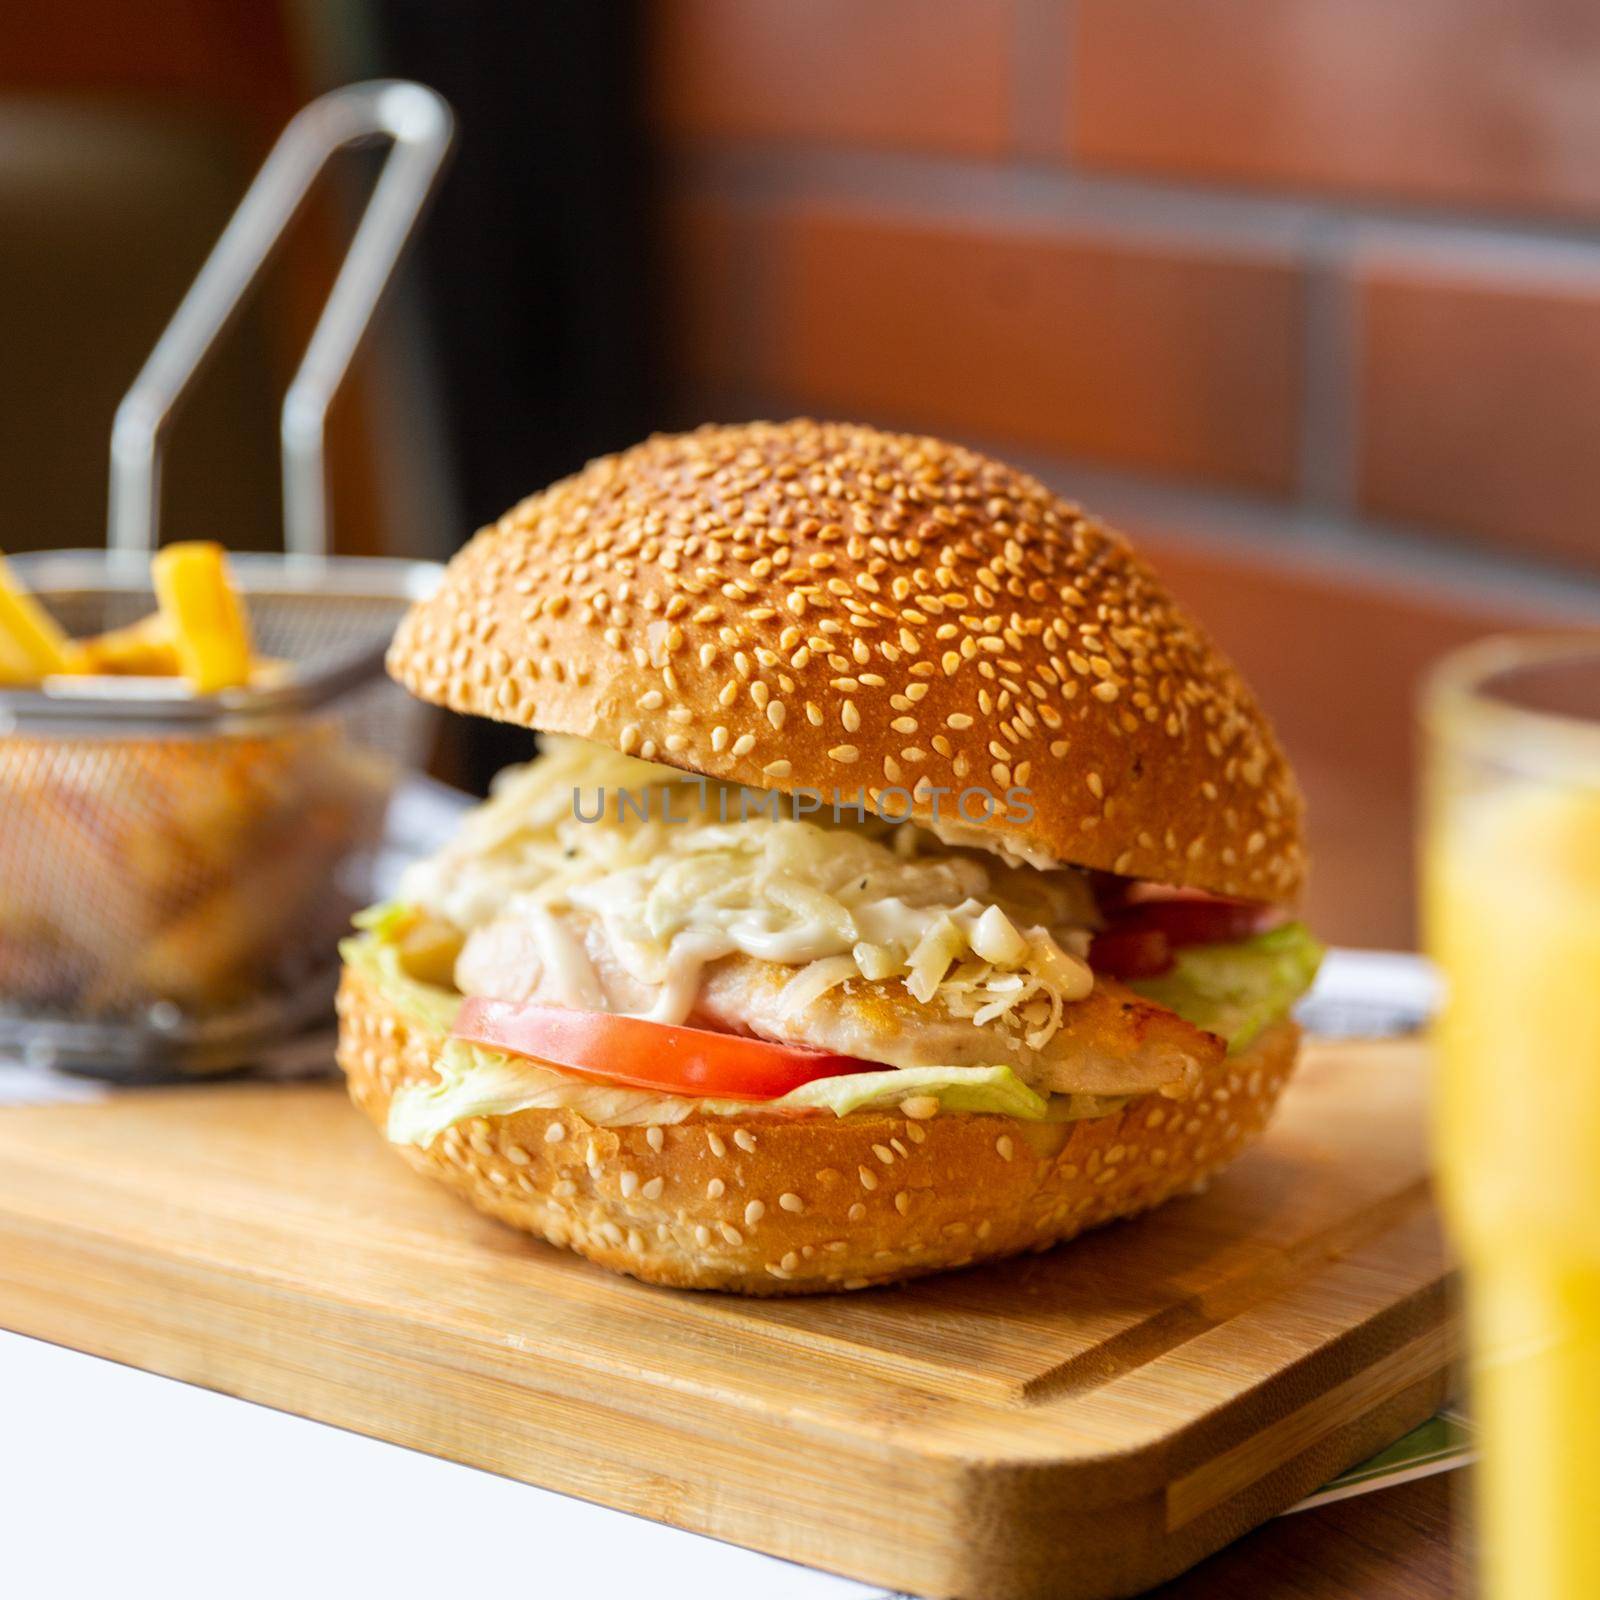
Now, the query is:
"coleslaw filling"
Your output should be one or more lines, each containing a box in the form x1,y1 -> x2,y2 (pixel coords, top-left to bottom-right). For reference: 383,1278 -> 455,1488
398,736 -> 1100,1054
343,916 -> 1319,1141
343,734 -> 1322,1140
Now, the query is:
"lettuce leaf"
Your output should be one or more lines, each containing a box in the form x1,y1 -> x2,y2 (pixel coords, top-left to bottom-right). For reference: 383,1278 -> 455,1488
384,1041 -> 1075,1147
1128,921 -> 1323,1052
386,1039 -> 696,1141
769,1063 -> 1049,1120
351,899 -> 415,939
340,923 -> 462,1034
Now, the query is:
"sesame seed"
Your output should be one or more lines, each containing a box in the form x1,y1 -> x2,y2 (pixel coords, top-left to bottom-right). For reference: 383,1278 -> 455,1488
895,1192 -> 911,1216
694,1225 -> 712,1248
642,1176 -> 665,1200
733,1129 -> 757,1153
720,1223 -> 744,1246
646,1126 -> 665,1152
619,1171 -> 639,1198
996,1135 -> 1015,1161
706,1177 -> 725,1199
872,1143 -> 895,1165
744,1200 -> 766,1226
779,1192 -> 804,1213
707,1131 -> 727,1158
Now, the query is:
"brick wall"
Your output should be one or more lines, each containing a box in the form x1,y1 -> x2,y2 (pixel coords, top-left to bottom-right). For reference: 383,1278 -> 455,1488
646,0 -> 1600,948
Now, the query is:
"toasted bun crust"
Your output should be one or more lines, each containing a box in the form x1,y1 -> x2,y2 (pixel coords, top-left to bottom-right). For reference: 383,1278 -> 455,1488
337,964 -> 1301,1295
388,421 -> 1304,901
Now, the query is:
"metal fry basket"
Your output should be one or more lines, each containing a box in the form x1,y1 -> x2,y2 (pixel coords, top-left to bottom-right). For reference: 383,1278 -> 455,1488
0,82 -> 454,1079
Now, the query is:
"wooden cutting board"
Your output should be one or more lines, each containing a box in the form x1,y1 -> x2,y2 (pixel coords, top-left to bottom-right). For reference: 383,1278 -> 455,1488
0,1038 -> 1455,1600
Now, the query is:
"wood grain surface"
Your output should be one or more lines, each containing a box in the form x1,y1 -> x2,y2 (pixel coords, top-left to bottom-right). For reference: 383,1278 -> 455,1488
1152,1470 -> 1468,1599
0,1038 -> 1456,1600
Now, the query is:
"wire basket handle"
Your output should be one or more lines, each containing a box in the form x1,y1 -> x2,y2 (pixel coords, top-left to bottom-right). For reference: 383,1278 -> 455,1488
108,80 -> 453,559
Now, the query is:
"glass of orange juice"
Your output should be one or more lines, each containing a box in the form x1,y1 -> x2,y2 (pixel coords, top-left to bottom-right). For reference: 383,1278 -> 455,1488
1423,633 -> 1600,1600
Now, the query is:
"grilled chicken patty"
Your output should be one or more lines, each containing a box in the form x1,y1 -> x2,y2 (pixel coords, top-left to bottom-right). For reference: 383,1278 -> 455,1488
455,909 -> 1222,1101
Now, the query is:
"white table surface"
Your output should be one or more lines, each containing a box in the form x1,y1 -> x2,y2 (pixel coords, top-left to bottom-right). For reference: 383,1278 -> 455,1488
0,777 -> 1441,1600
0,1329 -> 882,1600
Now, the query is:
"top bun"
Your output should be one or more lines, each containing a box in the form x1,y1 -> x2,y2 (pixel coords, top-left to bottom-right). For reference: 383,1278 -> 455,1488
389,421 -> 1305,902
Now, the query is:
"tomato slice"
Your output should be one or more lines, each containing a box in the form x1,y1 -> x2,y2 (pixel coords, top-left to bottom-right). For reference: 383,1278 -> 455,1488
451,996 -> 883,1101
1122,895 -> 1273,949
1090,890 -> 1278,979
1086,925 -> 1173,980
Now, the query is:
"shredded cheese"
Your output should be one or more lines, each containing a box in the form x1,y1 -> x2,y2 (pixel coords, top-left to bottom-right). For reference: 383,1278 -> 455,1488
401,736 -> 1097,1050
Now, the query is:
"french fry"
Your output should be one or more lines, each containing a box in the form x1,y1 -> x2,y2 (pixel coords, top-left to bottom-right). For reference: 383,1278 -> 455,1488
0,553 -> 76,684
151,541 -> 255,693
76,611 -> 181,677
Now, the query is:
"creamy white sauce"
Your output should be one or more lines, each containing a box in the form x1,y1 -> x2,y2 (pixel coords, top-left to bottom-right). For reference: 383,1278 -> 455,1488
403,736 -> 1097,1046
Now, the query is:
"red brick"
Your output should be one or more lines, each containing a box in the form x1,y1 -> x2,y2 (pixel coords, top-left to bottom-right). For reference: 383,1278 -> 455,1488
762,210 -> 1302,494
661,197 -> 749,396
1071,0 -> 1600,217
1135,533 -> 1592,948
1357,256 -> 1600,571
3,0 -> 298,129
649,0 -> 1015,155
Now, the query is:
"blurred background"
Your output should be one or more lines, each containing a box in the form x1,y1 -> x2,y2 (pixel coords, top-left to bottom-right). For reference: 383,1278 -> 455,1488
7,0 -> 1600,950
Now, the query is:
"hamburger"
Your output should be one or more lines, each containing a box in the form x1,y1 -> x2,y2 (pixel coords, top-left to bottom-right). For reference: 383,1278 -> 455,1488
337,420 -> 1321,1294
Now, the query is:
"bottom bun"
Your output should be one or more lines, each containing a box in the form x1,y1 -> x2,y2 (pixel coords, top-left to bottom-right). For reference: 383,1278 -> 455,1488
336,965 -> 1301,1295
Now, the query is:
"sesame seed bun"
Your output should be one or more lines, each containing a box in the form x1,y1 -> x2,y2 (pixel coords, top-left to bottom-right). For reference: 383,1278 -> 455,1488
337,964 -> 1301,1295
388,420 -> 1305,901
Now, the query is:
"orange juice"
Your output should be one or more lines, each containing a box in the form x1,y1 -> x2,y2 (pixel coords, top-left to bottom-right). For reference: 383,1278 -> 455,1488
1427,688 -> 1600,1598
